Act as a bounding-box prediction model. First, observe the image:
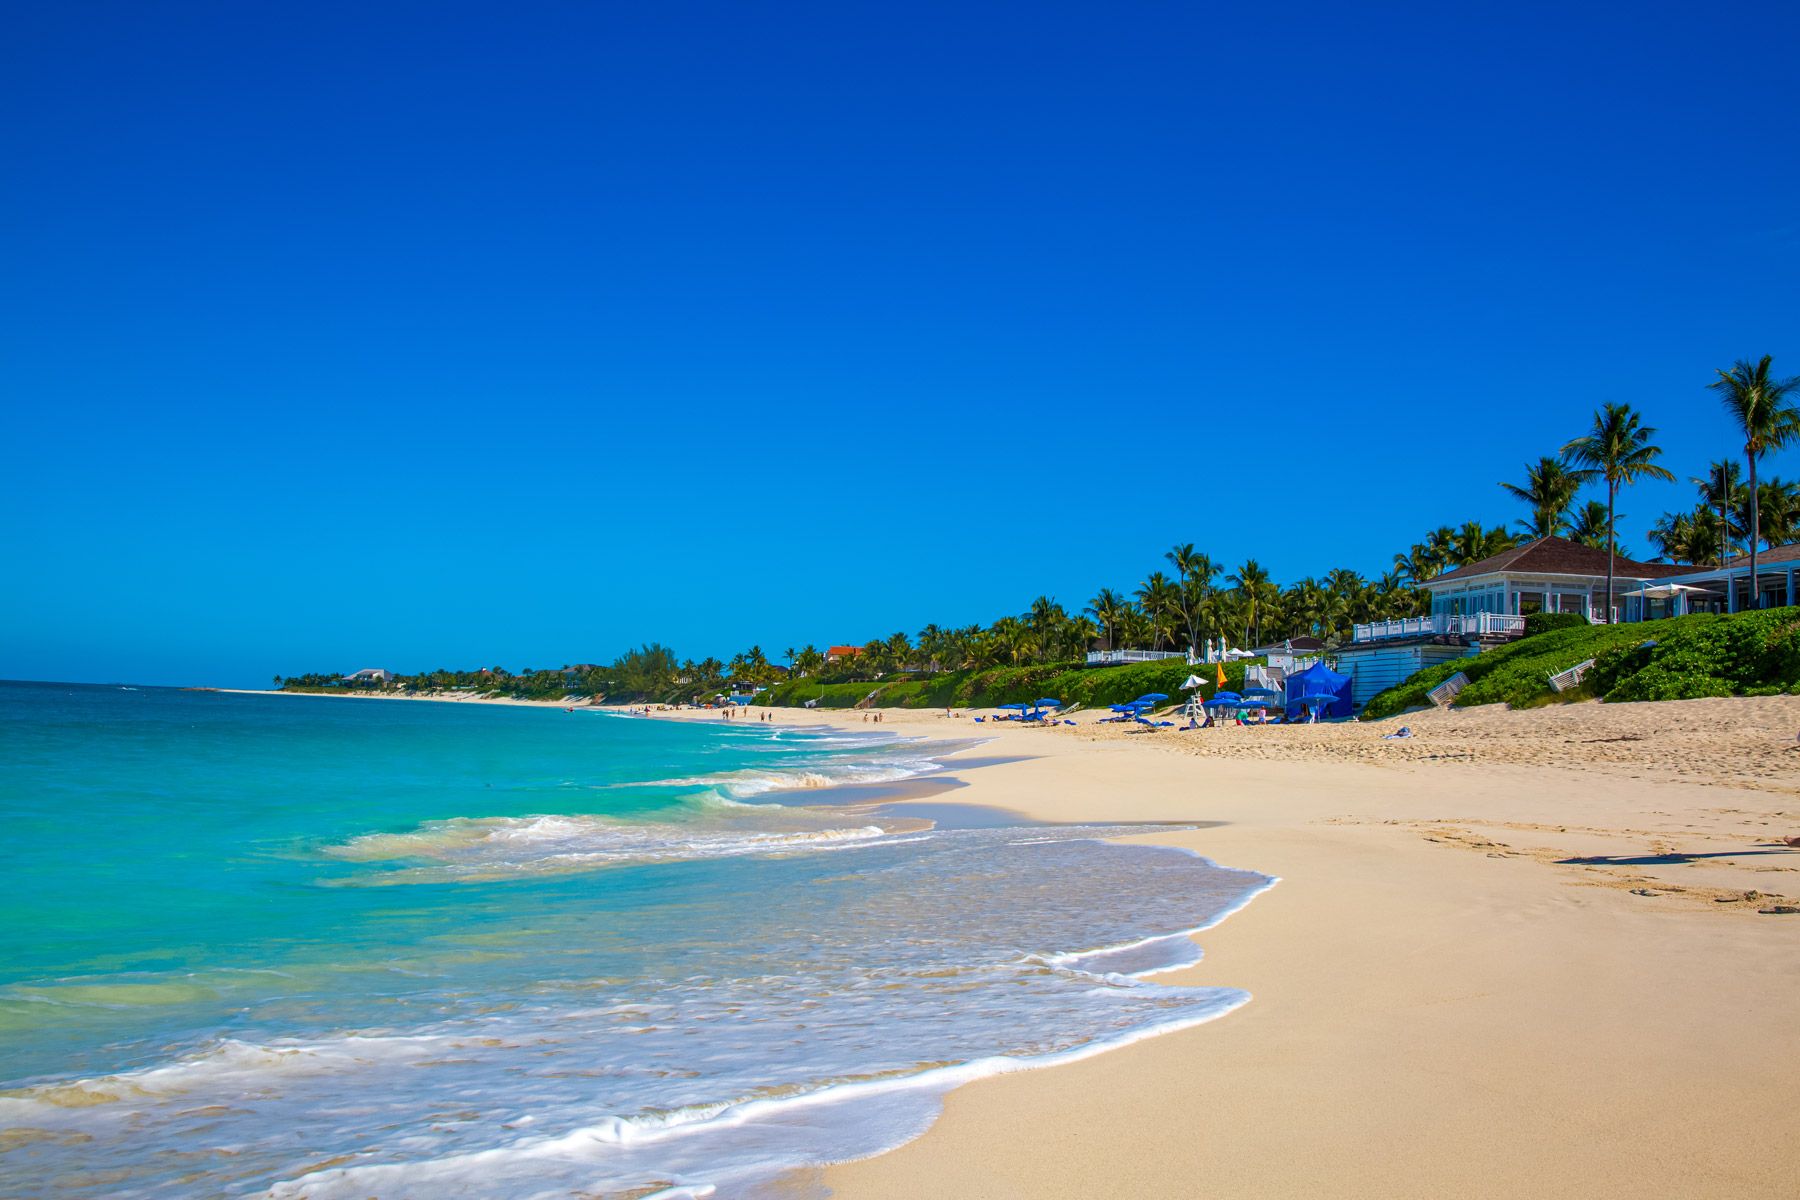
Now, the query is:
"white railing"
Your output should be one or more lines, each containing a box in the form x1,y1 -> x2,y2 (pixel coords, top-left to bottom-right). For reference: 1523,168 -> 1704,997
1085,649 -> 1189,666
1352,613 -> 1526,643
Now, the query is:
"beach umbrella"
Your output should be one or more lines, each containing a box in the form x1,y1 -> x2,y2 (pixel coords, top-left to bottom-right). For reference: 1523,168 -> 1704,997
997,702 -> 1029,710
1241,687 -> 1282,700
1208,690 -> 1242,704
1180,674 -> 1204,690
1135,693 -> 1169,703
1034,698 -> 1061,707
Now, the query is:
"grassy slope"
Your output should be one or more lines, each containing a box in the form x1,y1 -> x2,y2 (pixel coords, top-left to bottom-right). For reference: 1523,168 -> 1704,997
1361,607 -> 1800,718
756,659 -> 1263,711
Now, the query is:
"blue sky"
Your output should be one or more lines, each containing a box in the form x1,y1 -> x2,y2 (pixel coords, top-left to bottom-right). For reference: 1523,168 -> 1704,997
4,1 -> 1798,687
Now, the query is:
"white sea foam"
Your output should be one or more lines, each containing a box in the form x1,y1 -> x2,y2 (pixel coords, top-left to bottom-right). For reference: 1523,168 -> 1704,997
656,755 -> 946,798
322,815 -> 896,882
2,826 -> 1273,1200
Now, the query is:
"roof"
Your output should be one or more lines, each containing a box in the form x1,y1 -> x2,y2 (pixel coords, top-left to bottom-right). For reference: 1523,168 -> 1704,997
1720,542 -> 1800,569
826,645 -> 861,657
1428,537 -> 1693,585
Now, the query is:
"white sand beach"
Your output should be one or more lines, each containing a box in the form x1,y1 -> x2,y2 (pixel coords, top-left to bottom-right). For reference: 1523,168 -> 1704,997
746,698 -> 1800,1197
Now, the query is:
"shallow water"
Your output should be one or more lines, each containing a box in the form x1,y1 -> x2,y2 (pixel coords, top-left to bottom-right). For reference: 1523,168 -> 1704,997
0,682 -> 1270,1198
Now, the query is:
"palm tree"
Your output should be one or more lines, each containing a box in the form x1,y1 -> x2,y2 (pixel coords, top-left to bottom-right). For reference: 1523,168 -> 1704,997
1165,546 -> 1218,654
1086,588 -> 1129,650
1227,560 -> 1276,647
1711,356 -> 1800,606
1691,460 -> 1746,564
1450,521 -> 1516,566
1055,614 -> 1099,661
1647,510 -> 1695,564
1500,457 -> 1581,539
1566,499 -> 1615,550
1283,577 -> 1327,639
884,631 -> 914,672
1561,402 -> 1674,620
1736,478 -> 1800,553
1135,572 -> 1182,649
1321,567 -> 1367,641
1026,595 -> 1066,638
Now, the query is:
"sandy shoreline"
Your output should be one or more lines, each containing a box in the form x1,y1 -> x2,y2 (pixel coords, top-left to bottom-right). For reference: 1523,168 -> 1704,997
229,688 -> 1800,1193
739,699 -> 1800,1198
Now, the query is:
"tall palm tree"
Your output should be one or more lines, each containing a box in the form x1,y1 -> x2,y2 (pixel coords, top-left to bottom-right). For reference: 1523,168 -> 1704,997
1026,595 -> 1066,639
1086,588 -> 1128,650
1710,356 -> 1800,605
1165,546 -> 1218,654
1561,402 -> 1674,620
1500,457 -> 1581,539
1135,572 -> 1182,649
1227,560 -> 1275,647
1691,460 -> 1746,564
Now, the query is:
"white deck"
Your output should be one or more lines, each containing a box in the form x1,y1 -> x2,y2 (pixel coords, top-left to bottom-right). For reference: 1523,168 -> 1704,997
1351,613 -> 1526,643
1084,649 -> 1189,666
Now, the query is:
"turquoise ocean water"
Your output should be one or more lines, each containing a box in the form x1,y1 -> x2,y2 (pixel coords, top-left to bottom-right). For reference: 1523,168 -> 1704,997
0,681 -> 1270,1198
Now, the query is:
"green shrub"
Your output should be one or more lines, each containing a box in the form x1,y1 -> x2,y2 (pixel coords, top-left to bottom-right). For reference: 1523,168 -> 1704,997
1362,607 -> 1800,717
1523,612 -> 1588,637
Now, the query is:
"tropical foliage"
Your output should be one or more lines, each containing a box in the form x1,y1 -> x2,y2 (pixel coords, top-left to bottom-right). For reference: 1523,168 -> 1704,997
1710,355 -> 1800,603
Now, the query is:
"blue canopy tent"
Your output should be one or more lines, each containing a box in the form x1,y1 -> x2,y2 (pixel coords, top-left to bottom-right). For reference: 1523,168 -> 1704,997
1283,661 -> 1354,721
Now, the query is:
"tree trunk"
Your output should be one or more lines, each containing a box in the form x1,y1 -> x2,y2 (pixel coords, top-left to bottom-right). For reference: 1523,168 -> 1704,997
1606,482 -> 1616,624
1719,464 -> 1730,565
1749,450 -> 1760,606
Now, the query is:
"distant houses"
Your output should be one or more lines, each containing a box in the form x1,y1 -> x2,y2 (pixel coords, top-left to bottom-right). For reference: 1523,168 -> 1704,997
825,645 -> 860,664
339,668 -> 393,684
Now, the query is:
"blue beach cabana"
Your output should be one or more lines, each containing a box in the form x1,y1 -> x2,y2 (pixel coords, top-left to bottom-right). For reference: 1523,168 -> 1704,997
1283,661 -> 1354,721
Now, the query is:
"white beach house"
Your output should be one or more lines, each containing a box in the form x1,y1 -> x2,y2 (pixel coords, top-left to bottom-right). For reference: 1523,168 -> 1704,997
1332,537 -> 1694,704
1417,536 -> 1695,625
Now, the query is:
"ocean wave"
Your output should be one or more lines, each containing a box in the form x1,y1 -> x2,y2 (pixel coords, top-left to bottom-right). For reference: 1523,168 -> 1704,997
654,756 -> 947,798
320,815 -> 897,883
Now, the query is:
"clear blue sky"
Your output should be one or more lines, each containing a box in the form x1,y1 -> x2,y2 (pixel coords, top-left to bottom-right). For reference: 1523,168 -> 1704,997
4,1 -> 1797,687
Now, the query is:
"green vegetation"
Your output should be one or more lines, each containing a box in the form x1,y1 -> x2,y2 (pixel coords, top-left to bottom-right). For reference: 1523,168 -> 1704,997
756,659 -> 1260,713
1361,608 -> 1800,718
1522,612 -> 1588,637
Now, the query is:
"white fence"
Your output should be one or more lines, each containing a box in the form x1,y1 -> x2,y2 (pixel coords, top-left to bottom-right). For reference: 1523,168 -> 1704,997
1352,613 -> 1527,643
1085,649 -> 1189,666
